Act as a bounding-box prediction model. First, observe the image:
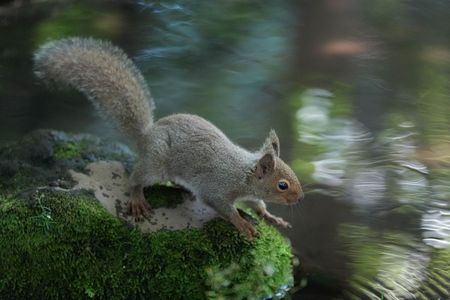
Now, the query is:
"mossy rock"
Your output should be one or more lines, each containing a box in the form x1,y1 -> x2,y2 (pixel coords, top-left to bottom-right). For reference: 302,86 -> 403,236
0,129 -> 134,194
0,130 -> 294,299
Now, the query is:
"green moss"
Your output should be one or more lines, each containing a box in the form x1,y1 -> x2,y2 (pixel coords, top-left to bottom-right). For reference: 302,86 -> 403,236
53,138 -> 130,163
0,168 -> 31,195
54,141 -> 84,160
0,190 -> 293,299
206,220 -> 293,299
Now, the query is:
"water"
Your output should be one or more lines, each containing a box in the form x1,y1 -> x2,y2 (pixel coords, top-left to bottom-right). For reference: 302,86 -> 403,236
1,0 -> 450,298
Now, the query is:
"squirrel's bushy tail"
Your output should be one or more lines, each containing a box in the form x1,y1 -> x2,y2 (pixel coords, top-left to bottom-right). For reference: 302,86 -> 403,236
34,37 -> 154,148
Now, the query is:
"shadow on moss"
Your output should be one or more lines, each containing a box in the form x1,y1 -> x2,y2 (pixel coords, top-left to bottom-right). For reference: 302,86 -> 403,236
144,184 -> 186,209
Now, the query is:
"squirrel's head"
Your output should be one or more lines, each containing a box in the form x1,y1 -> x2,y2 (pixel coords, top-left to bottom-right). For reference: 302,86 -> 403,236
251,130 -> 303,204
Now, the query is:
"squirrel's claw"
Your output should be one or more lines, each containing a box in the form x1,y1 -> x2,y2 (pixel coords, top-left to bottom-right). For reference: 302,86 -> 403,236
127,197 -> 152,222
231,214 -> 258,240
239,220 -> 258,240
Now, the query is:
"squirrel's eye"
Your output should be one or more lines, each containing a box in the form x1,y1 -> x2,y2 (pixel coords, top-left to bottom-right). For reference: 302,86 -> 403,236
277,180 -> 289,191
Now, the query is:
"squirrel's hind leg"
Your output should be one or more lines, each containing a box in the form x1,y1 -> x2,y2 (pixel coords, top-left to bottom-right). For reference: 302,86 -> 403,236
127,184 -> 151,222
128,159 -> 166,222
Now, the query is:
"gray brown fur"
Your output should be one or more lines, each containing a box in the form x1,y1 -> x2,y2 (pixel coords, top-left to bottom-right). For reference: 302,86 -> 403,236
34,37 -> 154,148
34,37 -> 303,239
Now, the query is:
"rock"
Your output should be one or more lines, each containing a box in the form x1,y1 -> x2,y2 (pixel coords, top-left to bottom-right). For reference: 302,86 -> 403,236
27,130 -> 55,162
0,129 -> 294,299
69,160 -> 218,232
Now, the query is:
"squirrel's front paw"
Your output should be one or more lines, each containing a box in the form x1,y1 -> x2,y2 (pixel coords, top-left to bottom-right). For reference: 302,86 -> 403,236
263,212 -> 292,228
127,197 -> 152,222
230,214 -> 258,240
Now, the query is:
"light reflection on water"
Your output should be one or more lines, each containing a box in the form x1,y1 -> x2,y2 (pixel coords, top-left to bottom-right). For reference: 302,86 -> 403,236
422,180 -> 450,249
290,84 -> 449,298
1,0 -> 450,299
340,223 -> 430,299
296,85 -> 450,297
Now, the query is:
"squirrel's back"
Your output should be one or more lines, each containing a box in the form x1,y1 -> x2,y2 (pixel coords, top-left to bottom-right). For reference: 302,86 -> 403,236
34,37 -> 154,147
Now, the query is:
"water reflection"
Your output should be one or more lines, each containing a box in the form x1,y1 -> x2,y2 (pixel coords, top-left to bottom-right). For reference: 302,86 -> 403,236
422,179 -> 450,249
339,224 -> 429,299
293,86 -> 450,298
295,88 -> 373,188
423,211 -> 450,249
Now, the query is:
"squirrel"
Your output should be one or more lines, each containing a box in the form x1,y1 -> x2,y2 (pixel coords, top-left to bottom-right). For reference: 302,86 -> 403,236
33,37 -> 303,239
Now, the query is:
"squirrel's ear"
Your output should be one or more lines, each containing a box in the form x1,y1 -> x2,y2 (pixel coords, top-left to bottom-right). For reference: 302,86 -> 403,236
255,153 -> 275,179
261,129 -> 280,157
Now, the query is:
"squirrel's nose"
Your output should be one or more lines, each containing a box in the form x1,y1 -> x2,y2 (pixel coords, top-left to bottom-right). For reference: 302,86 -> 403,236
298,190 -> 304,201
